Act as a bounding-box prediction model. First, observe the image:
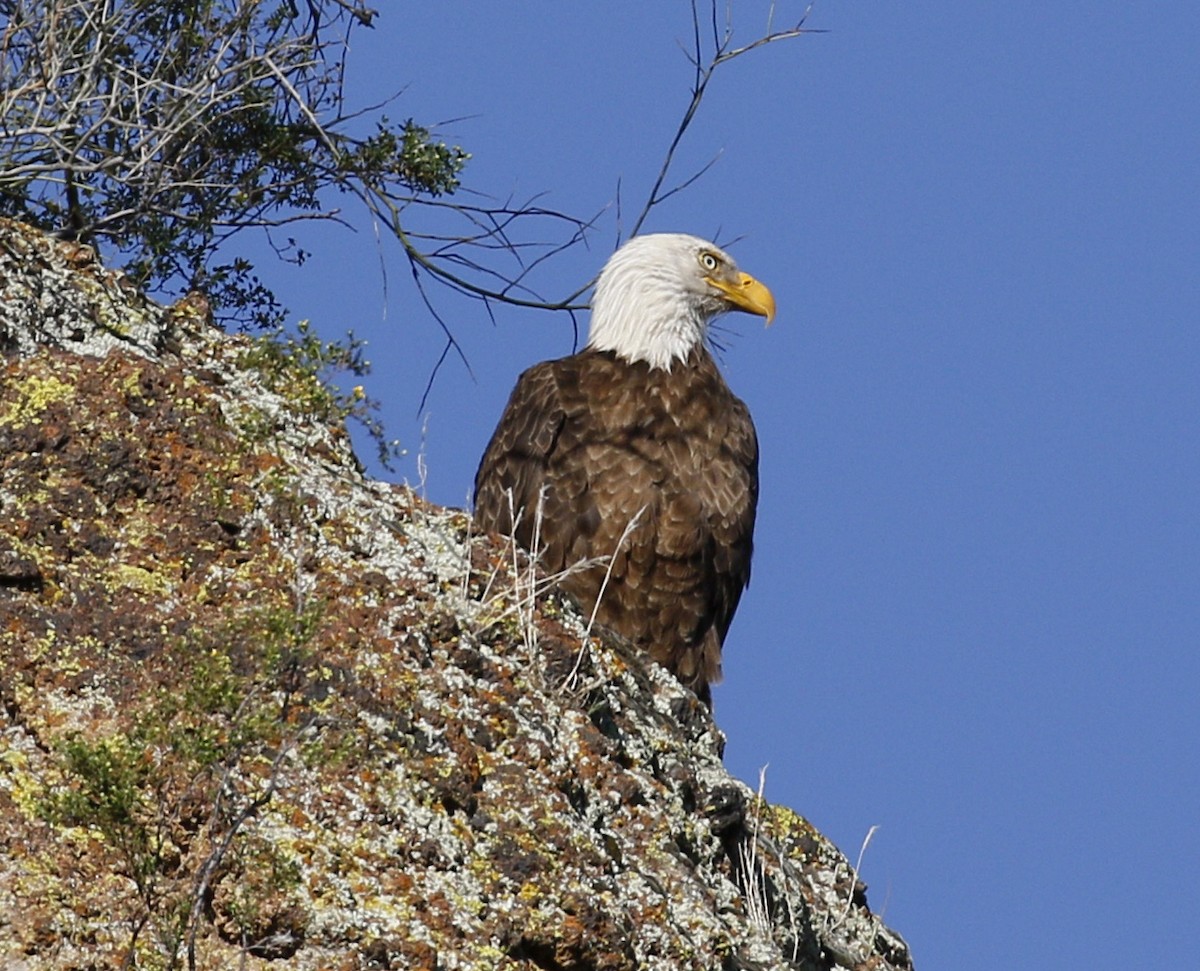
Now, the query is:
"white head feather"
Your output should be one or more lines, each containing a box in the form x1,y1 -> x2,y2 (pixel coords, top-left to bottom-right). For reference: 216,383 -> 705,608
586,233 -> 775,371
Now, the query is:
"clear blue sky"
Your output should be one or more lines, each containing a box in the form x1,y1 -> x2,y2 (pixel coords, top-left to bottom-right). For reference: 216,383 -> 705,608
250,4 -> 1199,967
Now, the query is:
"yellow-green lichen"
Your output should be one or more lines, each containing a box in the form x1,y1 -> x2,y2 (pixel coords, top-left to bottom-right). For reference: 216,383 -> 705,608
115,367 -> 144,398
0,747 -> 45,818
763,803 -> 816,842
23,628 -> 59,665
105,562 -> 174,597
0,372 -> 76,427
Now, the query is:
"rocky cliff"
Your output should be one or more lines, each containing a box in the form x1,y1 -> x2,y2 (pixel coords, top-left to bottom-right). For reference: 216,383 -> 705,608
0,219 -> 913,971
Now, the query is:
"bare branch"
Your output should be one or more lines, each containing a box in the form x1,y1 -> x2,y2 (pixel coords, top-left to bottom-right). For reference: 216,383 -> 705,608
626,0 -> 821,240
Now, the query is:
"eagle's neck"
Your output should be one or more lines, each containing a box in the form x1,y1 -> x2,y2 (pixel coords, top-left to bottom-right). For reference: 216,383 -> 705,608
586,262 -> 706,371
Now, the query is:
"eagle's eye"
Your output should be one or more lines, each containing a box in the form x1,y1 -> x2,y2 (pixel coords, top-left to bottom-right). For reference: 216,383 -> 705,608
698,251 -> 720,272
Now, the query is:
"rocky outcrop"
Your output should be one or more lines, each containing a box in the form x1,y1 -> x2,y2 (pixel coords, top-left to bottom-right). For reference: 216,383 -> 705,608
0,219 -> 913,970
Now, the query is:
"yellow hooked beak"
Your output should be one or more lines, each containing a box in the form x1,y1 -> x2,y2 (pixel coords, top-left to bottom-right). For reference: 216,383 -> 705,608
705,271 -> 777,324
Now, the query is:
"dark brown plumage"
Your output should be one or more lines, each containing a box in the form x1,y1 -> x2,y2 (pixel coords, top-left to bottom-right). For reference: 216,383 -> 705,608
472,233 -> 774,706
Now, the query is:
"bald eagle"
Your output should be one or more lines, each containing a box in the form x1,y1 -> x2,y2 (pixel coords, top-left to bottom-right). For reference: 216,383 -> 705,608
473,233 -> 775,707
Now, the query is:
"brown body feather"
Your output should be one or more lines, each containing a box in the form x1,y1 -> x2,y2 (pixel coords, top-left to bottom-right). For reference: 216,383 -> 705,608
473,345 -> 758,706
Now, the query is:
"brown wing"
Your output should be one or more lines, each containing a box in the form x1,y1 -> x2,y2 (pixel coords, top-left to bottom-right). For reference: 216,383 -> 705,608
708,391 -> 759,646
473,358 -> 600,573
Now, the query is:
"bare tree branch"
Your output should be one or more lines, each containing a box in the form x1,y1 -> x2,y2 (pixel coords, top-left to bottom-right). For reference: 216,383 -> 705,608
625,0 -> 822,241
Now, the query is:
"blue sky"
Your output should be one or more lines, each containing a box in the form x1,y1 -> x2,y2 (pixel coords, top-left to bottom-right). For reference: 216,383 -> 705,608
248,4 -> 1199,967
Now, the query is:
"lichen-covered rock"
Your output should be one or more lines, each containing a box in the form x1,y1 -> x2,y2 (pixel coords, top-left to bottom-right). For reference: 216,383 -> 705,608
0,219 -> 913,970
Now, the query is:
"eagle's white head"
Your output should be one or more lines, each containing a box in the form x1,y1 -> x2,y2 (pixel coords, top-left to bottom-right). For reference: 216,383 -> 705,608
586,233 -> 776,370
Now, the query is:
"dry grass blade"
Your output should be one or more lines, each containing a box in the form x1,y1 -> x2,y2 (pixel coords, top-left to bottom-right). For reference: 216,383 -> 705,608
738,765 -> 772,934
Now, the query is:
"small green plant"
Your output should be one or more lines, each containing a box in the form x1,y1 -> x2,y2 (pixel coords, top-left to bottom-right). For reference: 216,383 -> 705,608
239,319 -> 402,468
46,734 -> 159,886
